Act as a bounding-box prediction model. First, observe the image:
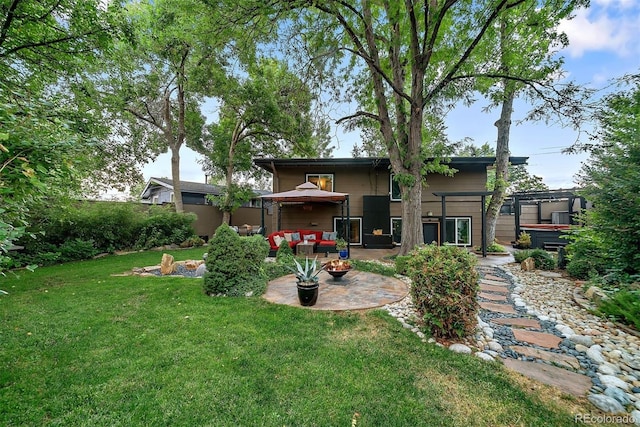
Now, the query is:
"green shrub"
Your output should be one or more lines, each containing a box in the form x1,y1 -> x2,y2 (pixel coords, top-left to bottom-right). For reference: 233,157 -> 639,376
515,231 -> 531,249
203,225 -> 269,296
597,289 -> 640,331
275,238 -> 294,264
350,259 -> 396,277
59,238 -> 98,262
135,206 -> 196,250
13,201 -> 199,267
406,244 -> 479,339
563,227 -> 611,280
180,236 -> 205,248
263,261 -> 292,281
514,249 -> 556,270
394,255 -> 411,275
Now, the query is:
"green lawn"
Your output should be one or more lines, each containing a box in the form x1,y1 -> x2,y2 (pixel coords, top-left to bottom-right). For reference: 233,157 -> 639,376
1,248 -> 588,426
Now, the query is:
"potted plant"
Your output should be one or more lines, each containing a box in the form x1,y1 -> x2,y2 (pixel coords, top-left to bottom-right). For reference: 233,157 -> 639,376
289,257 -> 323,306
335,238 -> 348,259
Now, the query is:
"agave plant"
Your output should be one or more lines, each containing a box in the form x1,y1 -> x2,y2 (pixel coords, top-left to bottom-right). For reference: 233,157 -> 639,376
289,257 -> 323,284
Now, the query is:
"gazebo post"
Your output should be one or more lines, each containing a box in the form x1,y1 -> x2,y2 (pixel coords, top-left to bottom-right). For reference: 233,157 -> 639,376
260,202 -> 265,235
481,195 -> 487,258
346,195 -> 351,259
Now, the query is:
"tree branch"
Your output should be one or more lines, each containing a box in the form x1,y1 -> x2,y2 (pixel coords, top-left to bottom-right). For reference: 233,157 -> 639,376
335,110 -> 381,124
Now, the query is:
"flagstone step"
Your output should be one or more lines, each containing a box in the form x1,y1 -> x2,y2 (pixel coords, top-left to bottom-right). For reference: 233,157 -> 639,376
479,283 -> 509,294
503,358 -> 592,397
512,329 -> 562,349
478,301 -> 517,314
491,317 -> 541,329
509,345 -> 581,370
483,274 -> 507,282
481,278 -> 510,287
478,292 -> 507,302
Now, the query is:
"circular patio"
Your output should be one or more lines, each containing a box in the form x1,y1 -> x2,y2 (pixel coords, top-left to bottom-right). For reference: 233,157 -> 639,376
262,269 -> 409,311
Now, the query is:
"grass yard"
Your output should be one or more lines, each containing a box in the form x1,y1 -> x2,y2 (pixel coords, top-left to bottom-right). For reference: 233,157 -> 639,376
1,248 -> 593,426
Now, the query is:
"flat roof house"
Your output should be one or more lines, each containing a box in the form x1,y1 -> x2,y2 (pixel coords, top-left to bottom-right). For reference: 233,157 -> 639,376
255,157 -> 527,249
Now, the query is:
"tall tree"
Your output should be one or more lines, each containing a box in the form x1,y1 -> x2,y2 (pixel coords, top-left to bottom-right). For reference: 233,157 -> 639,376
253,0 -> 585,255
201,58 -> 327,224
0,0 -> 117,272
479,2 -> 585,245
97,0 -> 246,212
575,76 -> 640,275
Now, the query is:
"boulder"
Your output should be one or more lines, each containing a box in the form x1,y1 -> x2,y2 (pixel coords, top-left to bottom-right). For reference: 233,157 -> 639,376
521,257 -> 535,271
449,343 -> 472,355
160,253 -> 176,275
585,286 -> 608,303
587,394 -> 626,414
195,263 -> 207,277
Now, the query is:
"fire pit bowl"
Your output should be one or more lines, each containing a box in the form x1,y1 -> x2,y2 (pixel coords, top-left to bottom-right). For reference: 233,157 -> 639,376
323,259 -> 352,280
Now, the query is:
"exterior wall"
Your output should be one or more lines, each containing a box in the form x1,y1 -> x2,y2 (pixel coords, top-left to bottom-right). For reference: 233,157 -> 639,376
270,164 -> 489,247
184,204 -> 223,239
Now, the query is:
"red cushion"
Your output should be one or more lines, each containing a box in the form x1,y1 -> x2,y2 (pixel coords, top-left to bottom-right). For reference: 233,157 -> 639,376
318,240 -> 336,246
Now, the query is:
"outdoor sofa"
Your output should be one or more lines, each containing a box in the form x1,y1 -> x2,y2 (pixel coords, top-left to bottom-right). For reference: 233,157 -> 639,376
266,230 -> 337,257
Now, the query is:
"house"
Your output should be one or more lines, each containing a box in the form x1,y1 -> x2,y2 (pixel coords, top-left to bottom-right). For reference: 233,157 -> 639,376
140,177 -> 271,239
254,157 -> 528,249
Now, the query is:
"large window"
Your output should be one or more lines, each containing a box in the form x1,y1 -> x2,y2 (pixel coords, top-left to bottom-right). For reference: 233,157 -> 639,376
333,217 -> 362,245
445,217 -> 471,246
391,217 -> 402,244
306,173 -> 334,192
390,174 -> 401,201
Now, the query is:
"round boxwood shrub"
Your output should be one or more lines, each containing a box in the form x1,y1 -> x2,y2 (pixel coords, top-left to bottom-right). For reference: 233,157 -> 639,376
204,224 -> 269,296
406,244 -> 479,339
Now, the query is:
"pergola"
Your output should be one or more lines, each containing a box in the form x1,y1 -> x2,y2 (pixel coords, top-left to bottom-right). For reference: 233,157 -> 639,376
260,182 -> 351,257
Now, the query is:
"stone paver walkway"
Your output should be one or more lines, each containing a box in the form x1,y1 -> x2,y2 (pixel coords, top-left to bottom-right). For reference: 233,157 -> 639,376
476,267 -> 594,398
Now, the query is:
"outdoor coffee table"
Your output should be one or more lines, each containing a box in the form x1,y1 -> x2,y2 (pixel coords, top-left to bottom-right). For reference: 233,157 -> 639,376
296,241 -> 315,257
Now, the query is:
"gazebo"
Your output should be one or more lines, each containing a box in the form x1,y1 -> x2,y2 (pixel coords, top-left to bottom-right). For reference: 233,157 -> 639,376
260,182 -> 351,257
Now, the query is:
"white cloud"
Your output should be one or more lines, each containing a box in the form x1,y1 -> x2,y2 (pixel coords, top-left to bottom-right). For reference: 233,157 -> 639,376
593,0 -> 636,9
559,6 -> 639,58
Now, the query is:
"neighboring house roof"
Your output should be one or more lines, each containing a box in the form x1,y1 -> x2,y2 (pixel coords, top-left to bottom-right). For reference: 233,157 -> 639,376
253,156 -> 528,173
140,177 -> 224,199
140,177 -> 269,200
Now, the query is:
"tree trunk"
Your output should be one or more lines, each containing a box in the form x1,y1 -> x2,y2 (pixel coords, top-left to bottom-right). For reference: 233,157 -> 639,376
398,177 -> 423,255
170,143 -> 184,213
485,83 -> 514,244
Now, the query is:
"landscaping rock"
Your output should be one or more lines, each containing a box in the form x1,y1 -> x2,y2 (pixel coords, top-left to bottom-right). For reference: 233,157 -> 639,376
195,263 -> 207,277
585,286 -> 608,303
449,343 -> 472,355
604,386 -> 632,405
587,345 -> 606,364
475,352 -> 494,362
160,253 -> 175,275
587,394 -> 626,414
599,374 -> 630,391
520,257 -> 535,271
570,334 -> 595,347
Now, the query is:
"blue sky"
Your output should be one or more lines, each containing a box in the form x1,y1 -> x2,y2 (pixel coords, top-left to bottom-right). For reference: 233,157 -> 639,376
142,0 -> 640,190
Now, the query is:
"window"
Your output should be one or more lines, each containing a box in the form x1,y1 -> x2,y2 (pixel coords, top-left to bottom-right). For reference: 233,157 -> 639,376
390,174 -> 401,201
169,192 -> 175,203
333,217 -> 362,245
445,217 -> 471,246
152,195 -> 159,205
306,173 -> 334,191
391,217 -> 402,244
